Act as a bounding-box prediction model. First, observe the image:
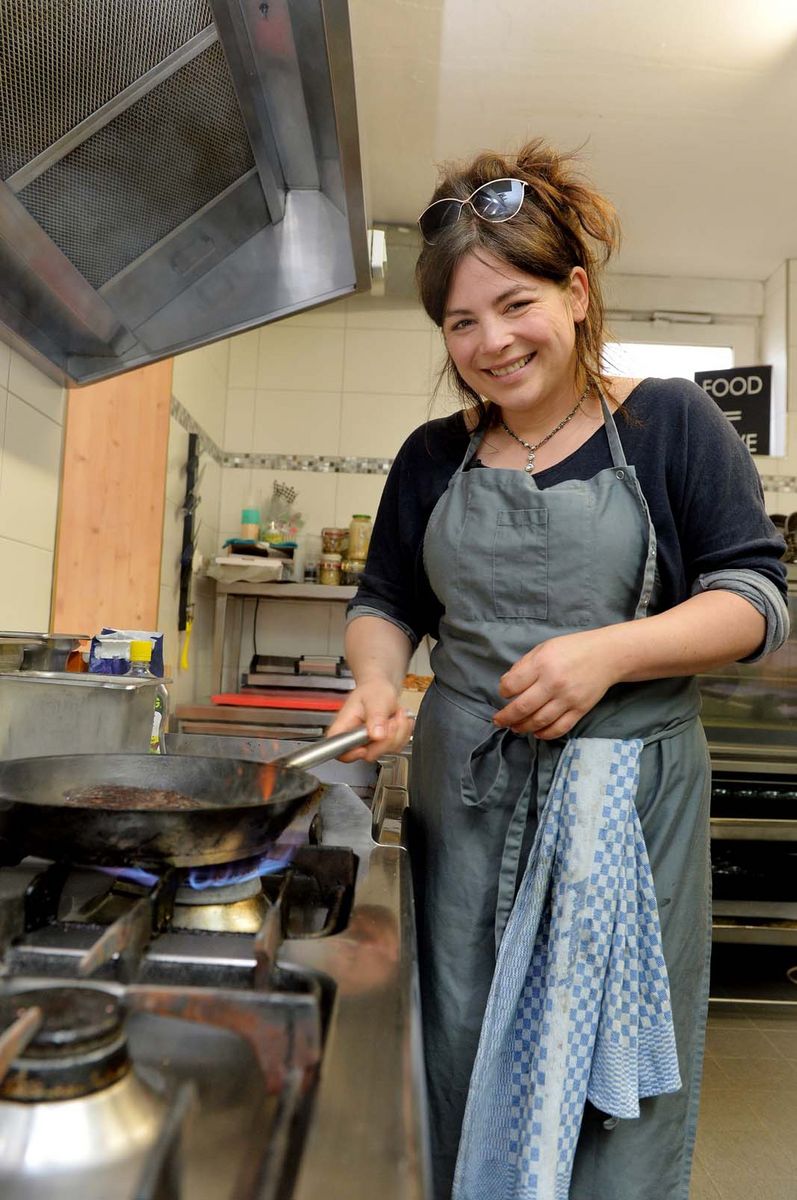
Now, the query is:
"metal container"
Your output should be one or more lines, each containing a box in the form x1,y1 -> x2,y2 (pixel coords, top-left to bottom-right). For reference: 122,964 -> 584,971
20,634 -> 88,672
0,672 -> 163,760
0,633 -> 46,673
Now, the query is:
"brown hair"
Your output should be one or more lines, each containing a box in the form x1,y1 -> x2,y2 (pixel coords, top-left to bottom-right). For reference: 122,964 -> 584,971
416,139 -> 621,426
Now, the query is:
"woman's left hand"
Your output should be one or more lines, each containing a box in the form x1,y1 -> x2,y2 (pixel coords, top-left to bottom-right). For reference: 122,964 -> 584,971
493,630 -> 619,740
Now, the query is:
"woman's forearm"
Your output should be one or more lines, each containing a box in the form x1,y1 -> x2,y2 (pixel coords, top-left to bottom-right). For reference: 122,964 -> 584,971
344,615 -> 414,689
496,589 -> 769,739
604,590 -> 767,682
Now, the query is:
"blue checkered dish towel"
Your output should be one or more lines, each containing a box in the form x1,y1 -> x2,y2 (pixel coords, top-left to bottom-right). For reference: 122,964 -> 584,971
453,738 -> 682,1200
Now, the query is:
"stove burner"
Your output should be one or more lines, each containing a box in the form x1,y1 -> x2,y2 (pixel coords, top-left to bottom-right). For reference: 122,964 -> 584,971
0,987 -> 129,1101
172,874 -> 269,933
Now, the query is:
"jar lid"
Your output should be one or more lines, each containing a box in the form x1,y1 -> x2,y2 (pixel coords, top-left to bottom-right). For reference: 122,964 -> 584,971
320,553 -> 342,563
351,514 -> 371,520
241,507 -> 260,522
321,527 -> 347,534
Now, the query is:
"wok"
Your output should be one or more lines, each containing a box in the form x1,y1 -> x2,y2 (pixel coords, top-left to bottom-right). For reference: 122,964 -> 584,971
0,729 -> 369,869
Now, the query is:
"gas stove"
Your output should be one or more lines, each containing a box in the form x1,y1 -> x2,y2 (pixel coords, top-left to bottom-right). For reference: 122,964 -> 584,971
0,744 -> 428,1200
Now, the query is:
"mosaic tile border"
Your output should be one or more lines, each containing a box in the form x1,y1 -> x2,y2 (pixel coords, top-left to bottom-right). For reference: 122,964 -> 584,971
221,452 -> 393,474
759,475 -> 797,493
170,396 -> 224,465
171,398 -> 795,488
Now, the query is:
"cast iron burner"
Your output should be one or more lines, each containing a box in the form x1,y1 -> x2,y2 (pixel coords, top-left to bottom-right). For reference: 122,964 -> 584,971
171,875 -> 269,933
0,987 -> 129,1101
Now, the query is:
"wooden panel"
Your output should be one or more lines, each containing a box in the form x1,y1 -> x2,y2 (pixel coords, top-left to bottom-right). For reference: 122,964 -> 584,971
52,359 -> 173,633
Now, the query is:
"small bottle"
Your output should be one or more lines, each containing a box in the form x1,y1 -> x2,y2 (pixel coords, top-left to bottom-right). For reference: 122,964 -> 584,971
348,514 -> 372,560
128,640 -> 167,754
319,553 -> 342,585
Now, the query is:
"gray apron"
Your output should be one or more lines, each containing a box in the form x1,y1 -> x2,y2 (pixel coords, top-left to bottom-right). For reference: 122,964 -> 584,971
409,397 -> 712,1200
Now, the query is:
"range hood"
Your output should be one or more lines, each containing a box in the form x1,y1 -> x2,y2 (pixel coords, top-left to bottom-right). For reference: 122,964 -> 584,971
0,0 -> 369,386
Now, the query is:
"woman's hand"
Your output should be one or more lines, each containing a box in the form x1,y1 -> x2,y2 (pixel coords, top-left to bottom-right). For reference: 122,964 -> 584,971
325,678 -> 415,761
493,630 -> 619,740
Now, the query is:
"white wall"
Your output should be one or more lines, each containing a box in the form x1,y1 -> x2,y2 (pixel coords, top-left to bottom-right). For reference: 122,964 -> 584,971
219,292 -> 456,675
158,342 -> 227,705
0,345 -> 65,631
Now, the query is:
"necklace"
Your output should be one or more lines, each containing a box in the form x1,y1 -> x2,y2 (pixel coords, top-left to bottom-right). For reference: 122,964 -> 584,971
500,386 -> 588,474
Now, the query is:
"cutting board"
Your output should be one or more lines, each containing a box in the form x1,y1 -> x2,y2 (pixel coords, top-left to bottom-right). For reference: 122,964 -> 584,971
212,690 -> 346,713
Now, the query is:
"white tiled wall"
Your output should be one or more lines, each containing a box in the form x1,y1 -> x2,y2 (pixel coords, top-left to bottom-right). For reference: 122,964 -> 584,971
217,293 -> 457,675
0,348 -> 65,631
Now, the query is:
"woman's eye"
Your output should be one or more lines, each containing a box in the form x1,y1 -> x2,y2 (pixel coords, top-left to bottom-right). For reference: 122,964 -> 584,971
507,299 -> 531,312
450,318 -> 473,332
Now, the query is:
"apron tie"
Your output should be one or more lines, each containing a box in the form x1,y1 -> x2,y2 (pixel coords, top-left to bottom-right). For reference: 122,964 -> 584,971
460,724 -> 540,950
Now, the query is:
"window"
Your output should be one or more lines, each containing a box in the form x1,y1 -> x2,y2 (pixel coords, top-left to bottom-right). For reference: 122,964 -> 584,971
602,341 -> 733,380
602,317 -> 756,379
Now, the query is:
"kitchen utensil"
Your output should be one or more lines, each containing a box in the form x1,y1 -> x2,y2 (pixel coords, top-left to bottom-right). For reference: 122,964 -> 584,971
0,729 -> 370,869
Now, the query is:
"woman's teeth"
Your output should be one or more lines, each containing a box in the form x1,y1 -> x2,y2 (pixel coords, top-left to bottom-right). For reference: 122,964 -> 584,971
489,353 -> 533,378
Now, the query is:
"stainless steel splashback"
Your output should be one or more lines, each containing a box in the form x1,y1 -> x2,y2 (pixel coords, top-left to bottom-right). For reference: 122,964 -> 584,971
0,0 -> 369,385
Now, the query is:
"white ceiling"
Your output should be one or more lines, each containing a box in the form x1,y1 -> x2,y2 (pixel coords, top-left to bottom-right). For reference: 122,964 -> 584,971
349,0 -> 797,281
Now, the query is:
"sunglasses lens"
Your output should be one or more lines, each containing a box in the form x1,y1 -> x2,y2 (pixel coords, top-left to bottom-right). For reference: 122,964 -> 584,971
419,198 -> 464,244
471,178 -> 526,221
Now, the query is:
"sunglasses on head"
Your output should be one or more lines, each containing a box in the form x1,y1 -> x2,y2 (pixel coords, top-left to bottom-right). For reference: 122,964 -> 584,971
417,178 -> 529,245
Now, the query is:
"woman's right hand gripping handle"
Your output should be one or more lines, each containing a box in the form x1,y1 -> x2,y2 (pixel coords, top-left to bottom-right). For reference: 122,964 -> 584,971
325,615 -> 416,762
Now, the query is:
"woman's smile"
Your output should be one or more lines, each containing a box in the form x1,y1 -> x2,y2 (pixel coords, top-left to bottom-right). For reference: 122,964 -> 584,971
486,351 -> 536,378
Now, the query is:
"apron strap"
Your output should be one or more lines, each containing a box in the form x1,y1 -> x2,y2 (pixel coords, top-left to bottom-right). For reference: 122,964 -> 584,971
600,392 -> 659,620
599,392 -> 629,469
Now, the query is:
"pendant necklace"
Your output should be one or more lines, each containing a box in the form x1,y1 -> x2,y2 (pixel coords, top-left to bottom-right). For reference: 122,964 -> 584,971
500,385 -> 589,473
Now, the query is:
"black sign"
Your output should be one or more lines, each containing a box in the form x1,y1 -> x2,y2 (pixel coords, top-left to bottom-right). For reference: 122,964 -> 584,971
694,365 -> 771,455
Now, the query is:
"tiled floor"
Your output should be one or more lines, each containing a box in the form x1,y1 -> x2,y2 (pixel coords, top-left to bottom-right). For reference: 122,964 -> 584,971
689,1006 -> 797,1200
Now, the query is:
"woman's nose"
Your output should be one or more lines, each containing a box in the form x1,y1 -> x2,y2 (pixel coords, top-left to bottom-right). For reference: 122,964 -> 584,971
479,317 -> 513,355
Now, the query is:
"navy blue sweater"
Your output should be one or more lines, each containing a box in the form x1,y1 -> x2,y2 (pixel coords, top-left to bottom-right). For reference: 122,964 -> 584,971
350,378 -> 787,645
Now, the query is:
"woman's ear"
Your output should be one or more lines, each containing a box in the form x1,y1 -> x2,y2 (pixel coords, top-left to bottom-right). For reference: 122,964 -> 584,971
569,267 -> 589,324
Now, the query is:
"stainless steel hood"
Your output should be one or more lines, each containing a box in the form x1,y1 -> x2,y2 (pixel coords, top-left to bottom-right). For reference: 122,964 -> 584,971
0,0 -> 369,386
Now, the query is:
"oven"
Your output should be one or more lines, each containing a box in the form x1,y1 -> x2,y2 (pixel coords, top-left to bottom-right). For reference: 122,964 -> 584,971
701,567 -> 797,1007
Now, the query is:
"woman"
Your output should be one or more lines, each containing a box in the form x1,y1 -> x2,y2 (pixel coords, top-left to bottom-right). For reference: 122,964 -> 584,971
326,140 -> 788,1200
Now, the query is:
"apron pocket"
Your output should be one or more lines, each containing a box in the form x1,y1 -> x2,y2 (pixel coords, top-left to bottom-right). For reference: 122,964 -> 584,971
492,508 -> 548,619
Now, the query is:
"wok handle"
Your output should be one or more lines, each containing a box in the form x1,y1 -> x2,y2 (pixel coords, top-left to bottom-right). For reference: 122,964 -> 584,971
274,728 -> 371,771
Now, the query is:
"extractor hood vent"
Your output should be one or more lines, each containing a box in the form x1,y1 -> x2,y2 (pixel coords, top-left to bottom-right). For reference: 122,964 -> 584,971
0,0 -> 215,177
0,0 -> 369,385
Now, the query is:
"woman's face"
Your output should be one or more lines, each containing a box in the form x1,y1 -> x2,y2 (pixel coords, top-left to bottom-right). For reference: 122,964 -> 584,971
442,250 -> 589,416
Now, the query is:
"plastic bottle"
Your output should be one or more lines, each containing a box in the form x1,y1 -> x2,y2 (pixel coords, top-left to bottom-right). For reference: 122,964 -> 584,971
128,640 -> 167,753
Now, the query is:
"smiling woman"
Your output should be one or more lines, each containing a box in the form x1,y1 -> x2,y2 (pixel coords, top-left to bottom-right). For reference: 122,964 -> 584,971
326,138 -> 789,1200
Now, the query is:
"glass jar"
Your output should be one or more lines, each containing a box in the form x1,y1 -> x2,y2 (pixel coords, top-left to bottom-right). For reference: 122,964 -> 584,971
319,553 -> 342,585
348,514 -> 372,561
321,527 -> 348,555
341,558 -> 366,586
